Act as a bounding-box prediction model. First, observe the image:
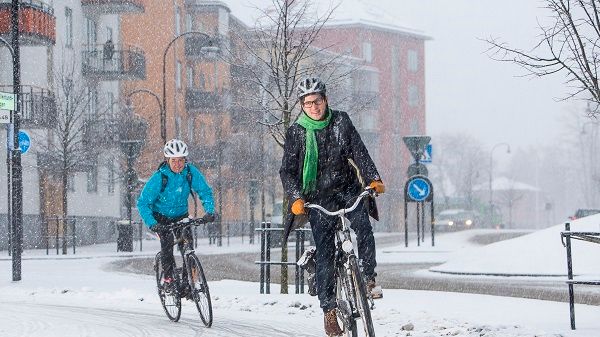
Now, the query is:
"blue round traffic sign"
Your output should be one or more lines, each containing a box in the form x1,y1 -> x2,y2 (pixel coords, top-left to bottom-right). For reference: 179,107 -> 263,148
407,176 -> 431,202
18,130 -> 31,154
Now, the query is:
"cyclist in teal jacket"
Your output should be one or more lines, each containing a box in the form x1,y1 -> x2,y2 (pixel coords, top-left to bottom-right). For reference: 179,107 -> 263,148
137,139 -> 215,283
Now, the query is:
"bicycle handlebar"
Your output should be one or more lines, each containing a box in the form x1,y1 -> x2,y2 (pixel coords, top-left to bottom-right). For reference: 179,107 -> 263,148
152,217 -> 210,233
304,188 -> 376,216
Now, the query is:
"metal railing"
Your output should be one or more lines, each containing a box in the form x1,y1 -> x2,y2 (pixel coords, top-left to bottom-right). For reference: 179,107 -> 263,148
82,44 -> 146,80
560,222 -> 600,330
44,216 -> 77,255
0,0 -> 54,14
255,222 -> 311,294
0,85 -> 57,128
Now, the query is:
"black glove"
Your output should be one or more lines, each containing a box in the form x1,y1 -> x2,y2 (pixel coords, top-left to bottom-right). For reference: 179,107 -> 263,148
202,213 -> 216,223
150,223 -> 167,233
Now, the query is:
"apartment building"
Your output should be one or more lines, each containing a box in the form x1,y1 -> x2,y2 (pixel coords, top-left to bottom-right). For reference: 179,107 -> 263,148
0,0 -> 146,249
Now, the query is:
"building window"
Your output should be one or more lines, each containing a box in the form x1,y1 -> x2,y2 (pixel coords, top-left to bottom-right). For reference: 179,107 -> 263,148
107,163 -> 115,194
175,116 -> 182,138
85,18 -> 97,50
176,61 -> 182,90
187,65 -> 194,88
87,87 -> 98,117
186,13 -> 193,32
188,117 -> 195,143
175,6 -> 181,36
362,42 -> 372,63
107,92 -> 114,114
106,27 -> 113,41
408,85 -> 419,107
87,167 -> 98,193
363,113 -> 377,130
68,174 -> 75,192
65,7 -> 73,48
408,49 -> 418,72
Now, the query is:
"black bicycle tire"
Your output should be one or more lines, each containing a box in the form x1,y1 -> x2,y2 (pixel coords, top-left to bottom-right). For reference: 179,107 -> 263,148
187,253 -> 213,327
349,256 -> 375,337
155,252 -> 182,322
336,265 -> 358,336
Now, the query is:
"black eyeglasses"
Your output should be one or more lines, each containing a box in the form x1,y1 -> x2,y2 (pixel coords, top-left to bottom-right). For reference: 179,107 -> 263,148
302,97 -> 325,108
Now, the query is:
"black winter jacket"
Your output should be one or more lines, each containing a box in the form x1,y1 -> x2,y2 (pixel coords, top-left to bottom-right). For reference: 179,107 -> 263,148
280,109 -> 381,237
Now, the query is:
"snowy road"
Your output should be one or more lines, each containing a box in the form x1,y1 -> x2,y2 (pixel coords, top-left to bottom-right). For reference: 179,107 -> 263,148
2,300 -> 320,337
2,229 -> 600,336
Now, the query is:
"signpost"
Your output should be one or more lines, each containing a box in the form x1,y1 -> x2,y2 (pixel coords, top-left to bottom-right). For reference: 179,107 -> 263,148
0,91 -> 16,111
18,130 -> 30,154
403,136 -> 435,247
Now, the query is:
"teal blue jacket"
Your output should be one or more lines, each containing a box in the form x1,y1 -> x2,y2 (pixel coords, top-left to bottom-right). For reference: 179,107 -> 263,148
137,163 -> 215,228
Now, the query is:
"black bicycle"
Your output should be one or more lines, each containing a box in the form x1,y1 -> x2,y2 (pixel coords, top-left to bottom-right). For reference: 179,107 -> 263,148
305,189 -> 377,337
154,217 -> 213,327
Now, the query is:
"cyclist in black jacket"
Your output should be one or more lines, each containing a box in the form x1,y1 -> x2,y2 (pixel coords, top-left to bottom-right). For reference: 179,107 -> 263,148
280,77 -> 385,337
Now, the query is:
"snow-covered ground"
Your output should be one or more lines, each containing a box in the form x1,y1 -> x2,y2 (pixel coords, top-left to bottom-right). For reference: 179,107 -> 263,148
1,217 -> 600,336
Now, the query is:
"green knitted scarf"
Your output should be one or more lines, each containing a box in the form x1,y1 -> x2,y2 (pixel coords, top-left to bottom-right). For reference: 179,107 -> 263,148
296,109 -> 332,193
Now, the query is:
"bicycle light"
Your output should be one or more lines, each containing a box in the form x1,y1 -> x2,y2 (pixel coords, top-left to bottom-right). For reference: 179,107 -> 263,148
342,240 -> 354,253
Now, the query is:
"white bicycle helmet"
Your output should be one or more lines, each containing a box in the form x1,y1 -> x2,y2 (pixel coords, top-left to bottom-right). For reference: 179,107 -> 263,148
163,139 -> 189,158
297,77 -> 326,99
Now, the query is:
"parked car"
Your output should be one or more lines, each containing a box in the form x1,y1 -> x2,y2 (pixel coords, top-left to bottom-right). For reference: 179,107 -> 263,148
569,209 -> 600,220
433,209 -> 479,232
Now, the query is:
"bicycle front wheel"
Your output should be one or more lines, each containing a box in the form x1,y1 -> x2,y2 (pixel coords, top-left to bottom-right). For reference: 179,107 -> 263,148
349,256 -> 375,337
155,252 -> 181,322
336,265 -> 357,336
186,253 -> 213,327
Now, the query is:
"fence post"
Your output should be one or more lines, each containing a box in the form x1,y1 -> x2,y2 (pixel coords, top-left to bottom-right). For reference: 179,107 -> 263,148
266,221 -> 271,294
45,217 -> 49,255
300,229 -> 305,292
295,229 -> 300,294
55,217 -> 59,255
72,219 -> 77,255
259,221 -> 265,294
565,222 -> 575,330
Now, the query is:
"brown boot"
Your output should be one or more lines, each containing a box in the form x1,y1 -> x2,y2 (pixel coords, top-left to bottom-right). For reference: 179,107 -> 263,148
324,308 -> 343,336
367,279 -> 383,299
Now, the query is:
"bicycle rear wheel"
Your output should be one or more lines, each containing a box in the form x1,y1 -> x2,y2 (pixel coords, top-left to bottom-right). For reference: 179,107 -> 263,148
186,253 -> 213,327
155,252 -> 182,322
349,256 -> 375,337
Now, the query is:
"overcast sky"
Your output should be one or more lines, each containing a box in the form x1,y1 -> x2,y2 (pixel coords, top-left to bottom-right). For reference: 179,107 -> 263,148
377,0 -> 577,152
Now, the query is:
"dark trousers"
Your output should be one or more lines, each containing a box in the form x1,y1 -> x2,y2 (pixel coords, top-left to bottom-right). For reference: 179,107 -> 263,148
308,199 -> 377,312
154,213 -> 191,279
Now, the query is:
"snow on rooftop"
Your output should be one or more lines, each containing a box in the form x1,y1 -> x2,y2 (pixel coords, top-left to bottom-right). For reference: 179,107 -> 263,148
217,0 -> 428,38
473,176 -> 540,192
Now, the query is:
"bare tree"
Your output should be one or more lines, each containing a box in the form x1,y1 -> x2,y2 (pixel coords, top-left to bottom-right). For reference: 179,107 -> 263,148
37,58 -> 95,253
227,0 -> 353,145
433,133 -> 487,211
485,0 -> 600,115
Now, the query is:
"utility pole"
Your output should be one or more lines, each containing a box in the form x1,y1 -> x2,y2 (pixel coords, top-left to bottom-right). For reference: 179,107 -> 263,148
11,0 -> 23,281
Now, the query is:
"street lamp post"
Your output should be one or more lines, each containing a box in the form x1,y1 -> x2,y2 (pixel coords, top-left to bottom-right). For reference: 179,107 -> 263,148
9,0 -> 23,281
161,31 -> 217,144
489,142 -> 510,228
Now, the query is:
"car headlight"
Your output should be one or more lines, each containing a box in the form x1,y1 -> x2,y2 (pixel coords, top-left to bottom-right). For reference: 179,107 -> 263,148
465,219 -> 473,226
448,221 -> 454,226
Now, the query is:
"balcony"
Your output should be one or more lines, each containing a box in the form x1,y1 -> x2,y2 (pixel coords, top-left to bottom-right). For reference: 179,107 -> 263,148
81,0 -> 144,15
184,35 -> 223,60
188,144 -> 218,169
0,85 -> 56,128
82,44 -> 146,81
185,88 -> 229,113
82,114 -> 120,149
0,0 -> 56,46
